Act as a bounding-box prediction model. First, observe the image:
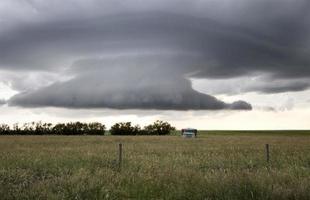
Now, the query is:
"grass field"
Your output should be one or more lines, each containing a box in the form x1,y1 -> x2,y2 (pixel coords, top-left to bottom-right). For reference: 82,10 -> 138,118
1,131 -> 310,199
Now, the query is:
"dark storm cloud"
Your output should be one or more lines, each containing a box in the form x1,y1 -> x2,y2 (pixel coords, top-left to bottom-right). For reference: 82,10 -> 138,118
203,77 -> 310,95
0,99 -> 6,105
1,0 -> 310,109
1,11 -> 310,77
8,80 -> 251,110
250,82 -> 310,94
8,63 -> 251,110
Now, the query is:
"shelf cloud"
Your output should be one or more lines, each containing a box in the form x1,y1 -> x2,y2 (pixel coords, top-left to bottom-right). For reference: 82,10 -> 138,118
1,0 -> 310,110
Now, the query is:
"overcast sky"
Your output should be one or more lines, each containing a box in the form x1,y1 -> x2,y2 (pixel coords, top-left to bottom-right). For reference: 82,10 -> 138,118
0,0 -> 310,129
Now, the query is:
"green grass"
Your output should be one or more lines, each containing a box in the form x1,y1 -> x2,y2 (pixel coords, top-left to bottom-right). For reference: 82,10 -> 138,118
196,130 -> 310,136
0,131 -> 310,199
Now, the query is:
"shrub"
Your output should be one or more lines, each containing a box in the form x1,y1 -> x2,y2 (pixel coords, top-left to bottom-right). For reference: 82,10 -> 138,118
52,122 -> 105,135
110,120 -> 176,135
144,120 -> 176,135
0,124 -> 10,135
110,122 -> 140,135
85,122 -> 106,135
136,129 -> 151,135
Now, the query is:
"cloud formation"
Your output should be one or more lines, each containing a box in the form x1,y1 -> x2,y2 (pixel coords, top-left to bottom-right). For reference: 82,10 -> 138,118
1,0 -> 310,109
0,99 -> 6,105
8,63 -> 251,110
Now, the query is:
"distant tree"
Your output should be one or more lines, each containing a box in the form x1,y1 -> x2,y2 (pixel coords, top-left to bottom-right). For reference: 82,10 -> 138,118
34,121 -> 50,135
42,122 -> 53,134
144,120 -> 176,135
51,122 -> 105,135
86,122 -> 106,135
110,122 -> 140,135
52,123 -> 65,135
22,122 -> 35,135
137,129 -> 151,135
12,123 -> 21,135
55,122 -> 86,135
0,124 -> 10,135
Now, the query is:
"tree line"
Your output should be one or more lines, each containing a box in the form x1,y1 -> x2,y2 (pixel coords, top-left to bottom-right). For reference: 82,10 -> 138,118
0,120 -> 175,135
110,120 -> 175,135
0,122 -> 106,135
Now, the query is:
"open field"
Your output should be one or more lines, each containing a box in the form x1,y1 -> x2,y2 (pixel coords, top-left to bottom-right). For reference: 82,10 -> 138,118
1,131 -> 310,199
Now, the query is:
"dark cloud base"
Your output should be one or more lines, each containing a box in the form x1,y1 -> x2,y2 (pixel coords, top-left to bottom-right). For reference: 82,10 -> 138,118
0,99 -> 6,105
8,75 -> 252,110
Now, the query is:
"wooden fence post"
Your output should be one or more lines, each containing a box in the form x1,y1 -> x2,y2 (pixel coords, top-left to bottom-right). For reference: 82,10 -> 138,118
265,144 -> 270,163
118,143 -> 123,171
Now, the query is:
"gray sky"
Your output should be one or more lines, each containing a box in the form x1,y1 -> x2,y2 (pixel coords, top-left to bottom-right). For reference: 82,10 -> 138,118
0,0 -> 309,129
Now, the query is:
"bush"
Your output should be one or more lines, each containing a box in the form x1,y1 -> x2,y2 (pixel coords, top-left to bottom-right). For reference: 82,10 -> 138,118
136,129 -> 151,135
0,124 -> 10,135
110,120 -> 175,135
86,122 -> 106,135
52,122 -> 106,135
144,120 -> 176,135
110,122 -> 140,135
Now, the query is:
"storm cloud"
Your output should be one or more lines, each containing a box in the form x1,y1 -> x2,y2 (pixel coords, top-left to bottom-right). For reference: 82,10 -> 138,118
8,58 -> 252,110
8,74 -> 252,110
0,99 -> 6,105
1,0 -> 310,110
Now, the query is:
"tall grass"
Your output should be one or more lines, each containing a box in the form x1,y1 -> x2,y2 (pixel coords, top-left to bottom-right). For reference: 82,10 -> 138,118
0,132 -> 310,199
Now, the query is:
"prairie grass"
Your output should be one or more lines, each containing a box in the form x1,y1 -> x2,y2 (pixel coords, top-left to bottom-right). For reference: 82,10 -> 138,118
0,131 -> 310,199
